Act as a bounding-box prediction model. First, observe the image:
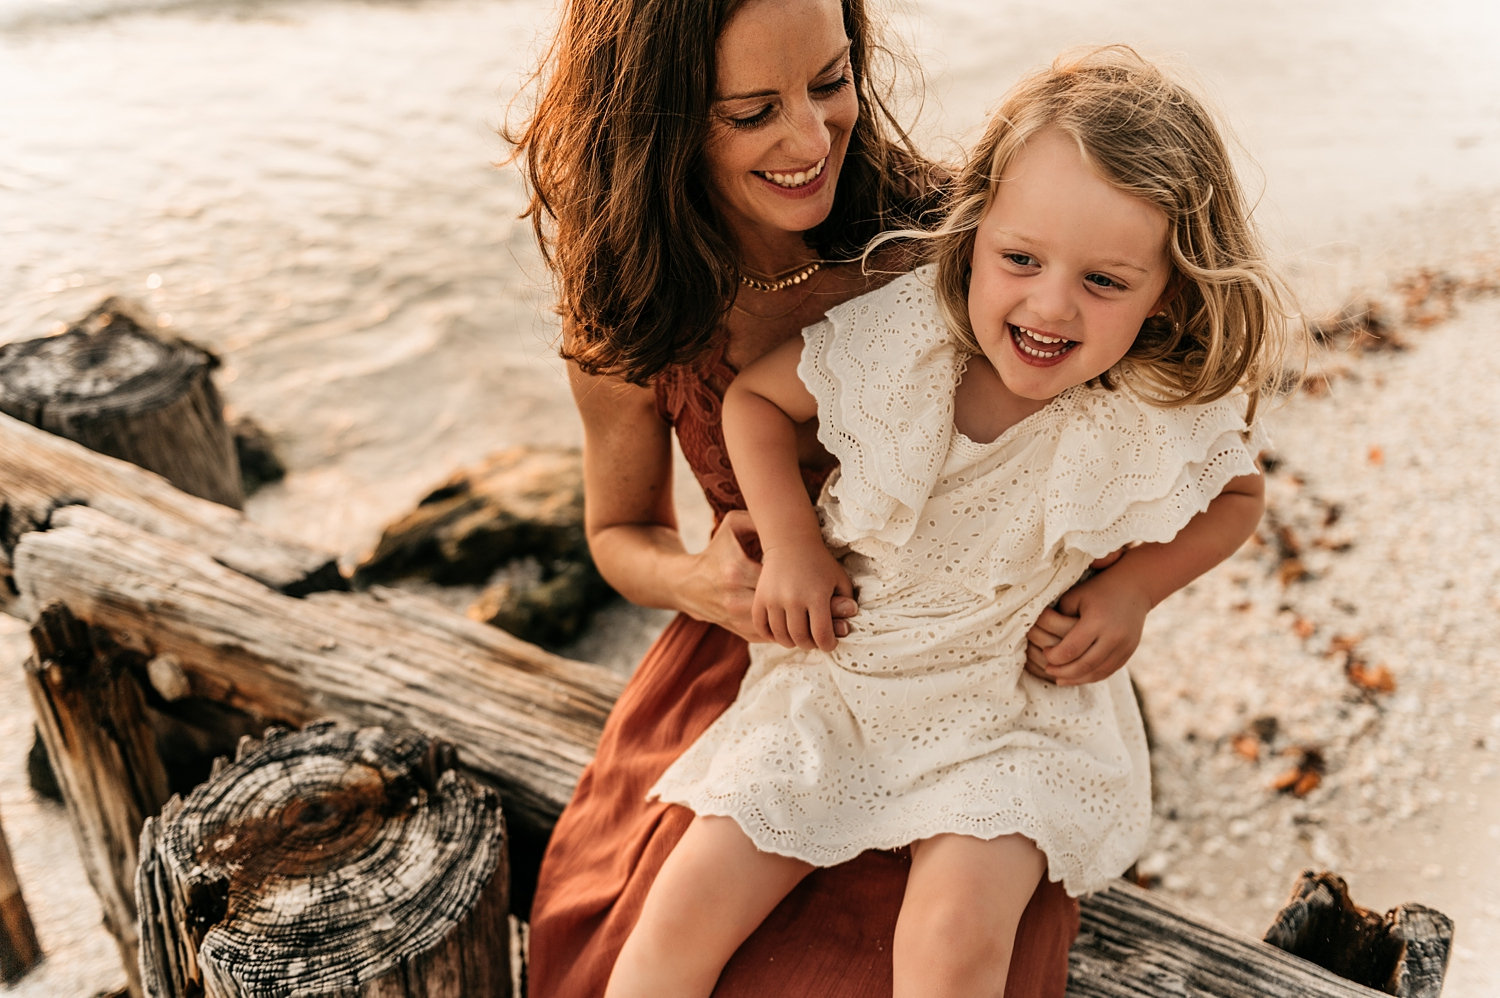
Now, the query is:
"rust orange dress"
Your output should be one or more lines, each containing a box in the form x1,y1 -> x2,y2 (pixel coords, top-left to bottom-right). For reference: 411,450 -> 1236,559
526,343 -> 1080,997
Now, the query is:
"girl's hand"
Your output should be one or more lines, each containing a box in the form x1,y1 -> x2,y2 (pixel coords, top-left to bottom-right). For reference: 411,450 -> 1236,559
1026,567 -> 1150,686
688,511 -> 857,643
1023,550 -> 1127,682
753,542 -> 855,652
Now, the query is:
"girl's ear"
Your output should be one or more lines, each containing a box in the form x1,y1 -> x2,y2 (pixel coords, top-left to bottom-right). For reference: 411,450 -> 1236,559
1151,271 -> 1183,317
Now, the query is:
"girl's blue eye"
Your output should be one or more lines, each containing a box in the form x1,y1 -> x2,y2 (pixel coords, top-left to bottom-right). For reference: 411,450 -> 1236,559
1086,273 -> 1122,289
1004,253 -> 1036,267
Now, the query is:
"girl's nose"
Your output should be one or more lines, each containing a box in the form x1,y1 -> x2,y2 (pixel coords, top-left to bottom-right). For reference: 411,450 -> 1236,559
1028,275 -> 1077,325
779,97 -> 832,164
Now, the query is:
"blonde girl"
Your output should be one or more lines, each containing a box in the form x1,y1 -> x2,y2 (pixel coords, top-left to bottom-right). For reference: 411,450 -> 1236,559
608,46 -> 1300,998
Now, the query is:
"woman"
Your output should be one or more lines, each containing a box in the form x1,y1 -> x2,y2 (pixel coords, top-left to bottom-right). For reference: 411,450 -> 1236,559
508,0 -> 1080,994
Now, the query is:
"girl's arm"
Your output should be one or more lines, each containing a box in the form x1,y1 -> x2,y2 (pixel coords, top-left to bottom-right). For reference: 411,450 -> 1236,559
568,362 -> 767,640
1029,468 -> 1266,686
724,337 -> 853,652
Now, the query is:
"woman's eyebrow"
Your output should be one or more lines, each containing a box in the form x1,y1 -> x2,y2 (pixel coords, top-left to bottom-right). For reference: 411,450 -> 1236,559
714,46 -> 851,102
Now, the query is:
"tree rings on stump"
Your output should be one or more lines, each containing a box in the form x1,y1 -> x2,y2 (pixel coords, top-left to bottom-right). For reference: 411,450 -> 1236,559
137,720 -> 510,997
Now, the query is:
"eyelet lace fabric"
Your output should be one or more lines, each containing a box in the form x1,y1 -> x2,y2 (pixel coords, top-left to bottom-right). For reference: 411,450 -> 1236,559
651,268 -> 1266,896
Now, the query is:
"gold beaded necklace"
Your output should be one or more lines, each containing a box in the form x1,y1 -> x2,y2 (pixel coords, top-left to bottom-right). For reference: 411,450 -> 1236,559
738,259 -> 824,293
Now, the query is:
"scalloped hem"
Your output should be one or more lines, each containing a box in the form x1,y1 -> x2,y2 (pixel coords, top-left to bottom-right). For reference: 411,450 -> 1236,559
649,792 -> 1130,899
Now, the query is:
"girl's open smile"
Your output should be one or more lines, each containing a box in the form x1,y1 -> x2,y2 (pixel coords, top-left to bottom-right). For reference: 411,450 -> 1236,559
1010,324 -> 1078,363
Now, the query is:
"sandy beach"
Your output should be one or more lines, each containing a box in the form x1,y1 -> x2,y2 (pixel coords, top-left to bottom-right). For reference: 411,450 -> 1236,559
3,0 -> 1499,993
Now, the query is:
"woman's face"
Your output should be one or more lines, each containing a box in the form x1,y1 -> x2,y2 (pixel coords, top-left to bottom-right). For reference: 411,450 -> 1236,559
703,0 -> 859,254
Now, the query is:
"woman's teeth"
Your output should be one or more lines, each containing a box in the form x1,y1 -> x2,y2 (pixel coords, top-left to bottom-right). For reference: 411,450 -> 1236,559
759,158 -> 826,188
1012,325 -> 1077,359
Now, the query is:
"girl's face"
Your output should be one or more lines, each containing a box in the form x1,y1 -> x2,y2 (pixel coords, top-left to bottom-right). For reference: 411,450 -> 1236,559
702,0 -> 858,256
967,128 -> 1173,403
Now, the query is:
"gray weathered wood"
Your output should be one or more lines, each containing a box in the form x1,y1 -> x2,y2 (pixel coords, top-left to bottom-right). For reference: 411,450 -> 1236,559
137,720 -> 510,998
0,298 -> 243,508
1068,879 -> 1401,996
0,411 -> 341,620
13,504 -> 620,854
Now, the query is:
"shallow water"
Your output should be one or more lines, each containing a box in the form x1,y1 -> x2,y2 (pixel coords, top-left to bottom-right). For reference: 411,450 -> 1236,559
4,0 -> 1499,560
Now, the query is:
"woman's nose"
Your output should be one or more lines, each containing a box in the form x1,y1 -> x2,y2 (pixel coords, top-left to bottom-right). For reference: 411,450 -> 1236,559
779,97 -> 832,163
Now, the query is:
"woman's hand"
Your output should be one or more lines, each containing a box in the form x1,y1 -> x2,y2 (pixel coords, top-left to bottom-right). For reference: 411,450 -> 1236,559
678,510 -> 769,642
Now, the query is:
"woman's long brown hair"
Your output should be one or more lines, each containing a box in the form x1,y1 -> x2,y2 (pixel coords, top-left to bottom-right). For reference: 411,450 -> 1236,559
505,0 -> 936,385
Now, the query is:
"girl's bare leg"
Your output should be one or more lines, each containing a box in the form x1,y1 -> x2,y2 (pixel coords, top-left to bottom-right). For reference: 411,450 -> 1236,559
604,814 -> 814,998
893,833 -> 1048,998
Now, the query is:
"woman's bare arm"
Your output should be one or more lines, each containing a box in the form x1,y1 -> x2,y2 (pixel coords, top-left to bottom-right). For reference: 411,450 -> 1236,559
568,362 -> 763,639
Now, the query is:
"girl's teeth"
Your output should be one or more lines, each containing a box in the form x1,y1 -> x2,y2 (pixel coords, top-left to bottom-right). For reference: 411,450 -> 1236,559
762,159 -> 825,188
1012,326 -> 1076,359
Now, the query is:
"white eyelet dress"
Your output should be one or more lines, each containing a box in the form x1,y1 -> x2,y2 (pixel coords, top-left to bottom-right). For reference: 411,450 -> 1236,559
651,267 -> 1266,896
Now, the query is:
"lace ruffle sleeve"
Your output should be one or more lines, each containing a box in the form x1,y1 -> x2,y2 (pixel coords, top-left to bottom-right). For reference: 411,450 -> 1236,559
1038,386 -> 1269,561
797,270 -> 958,547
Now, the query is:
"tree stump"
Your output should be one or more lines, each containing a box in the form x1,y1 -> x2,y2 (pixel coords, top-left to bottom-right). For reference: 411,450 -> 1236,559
0,810 -> 41,983
1263,870 -> 1453,998
0,297 -> 243,508
137,720 -> 510,997
26,601 -> 174,997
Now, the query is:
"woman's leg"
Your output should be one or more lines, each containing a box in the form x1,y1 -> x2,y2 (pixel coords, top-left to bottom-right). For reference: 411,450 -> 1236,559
605,814 -> 815,998
893,833 -> 1048,998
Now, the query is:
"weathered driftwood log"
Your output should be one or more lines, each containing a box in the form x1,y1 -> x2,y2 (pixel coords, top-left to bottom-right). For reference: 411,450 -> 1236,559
1068,879 -> 1413,997
0,411 -> 342,621
25,602 -> 173,997
0,810 -> 41,983
1263,870 -> 1453,998
354,446 -> 614,648
138,720 -> 510,997
13,505 -> 620,923
0,297 -> 243,508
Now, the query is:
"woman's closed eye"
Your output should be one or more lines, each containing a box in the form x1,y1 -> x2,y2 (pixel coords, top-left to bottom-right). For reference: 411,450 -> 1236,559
722,67 -> 853,130
813,71 -> 853,99
726,104 -> 776,129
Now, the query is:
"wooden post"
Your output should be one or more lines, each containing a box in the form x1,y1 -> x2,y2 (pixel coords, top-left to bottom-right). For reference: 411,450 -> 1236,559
137,720 -> 510,997
0,297 -> 243,509
25,602 -> 173,998
0,810 -> 41,983
1264,870 -> 1453,998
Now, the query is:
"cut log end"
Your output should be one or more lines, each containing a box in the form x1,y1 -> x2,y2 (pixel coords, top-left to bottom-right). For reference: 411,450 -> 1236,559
1263,870 -> 1453,998
138,719 -> 511,997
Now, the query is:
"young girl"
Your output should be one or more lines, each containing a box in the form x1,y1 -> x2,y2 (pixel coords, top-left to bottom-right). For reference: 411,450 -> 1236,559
606,47 -> 1299,998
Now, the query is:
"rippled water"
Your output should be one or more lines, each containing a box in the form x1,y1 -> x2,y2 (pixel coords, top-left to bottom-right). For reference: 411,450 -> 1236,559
3,0 -> 1498,558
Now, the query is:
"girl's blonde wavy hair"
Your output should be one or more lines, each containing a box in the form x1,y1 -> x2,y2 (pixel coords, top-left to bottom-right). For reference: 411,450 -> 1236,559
923,46 -> 1300,421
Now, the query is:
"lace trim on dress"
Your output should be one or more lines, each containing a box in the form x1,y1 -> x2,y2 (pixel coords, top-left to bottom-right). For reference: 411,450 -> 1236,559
799,269 -> 956,547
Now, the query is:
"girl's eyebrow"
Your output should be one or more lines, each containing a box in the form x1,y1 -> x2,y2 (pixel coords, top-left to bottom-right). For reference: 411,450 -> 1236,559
714,46 -> 851,102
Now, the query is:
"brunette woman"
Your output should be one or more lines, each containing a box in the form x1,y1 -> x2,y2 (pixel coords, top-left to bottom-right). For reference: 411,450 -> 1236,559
508,0 -> 1079,994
